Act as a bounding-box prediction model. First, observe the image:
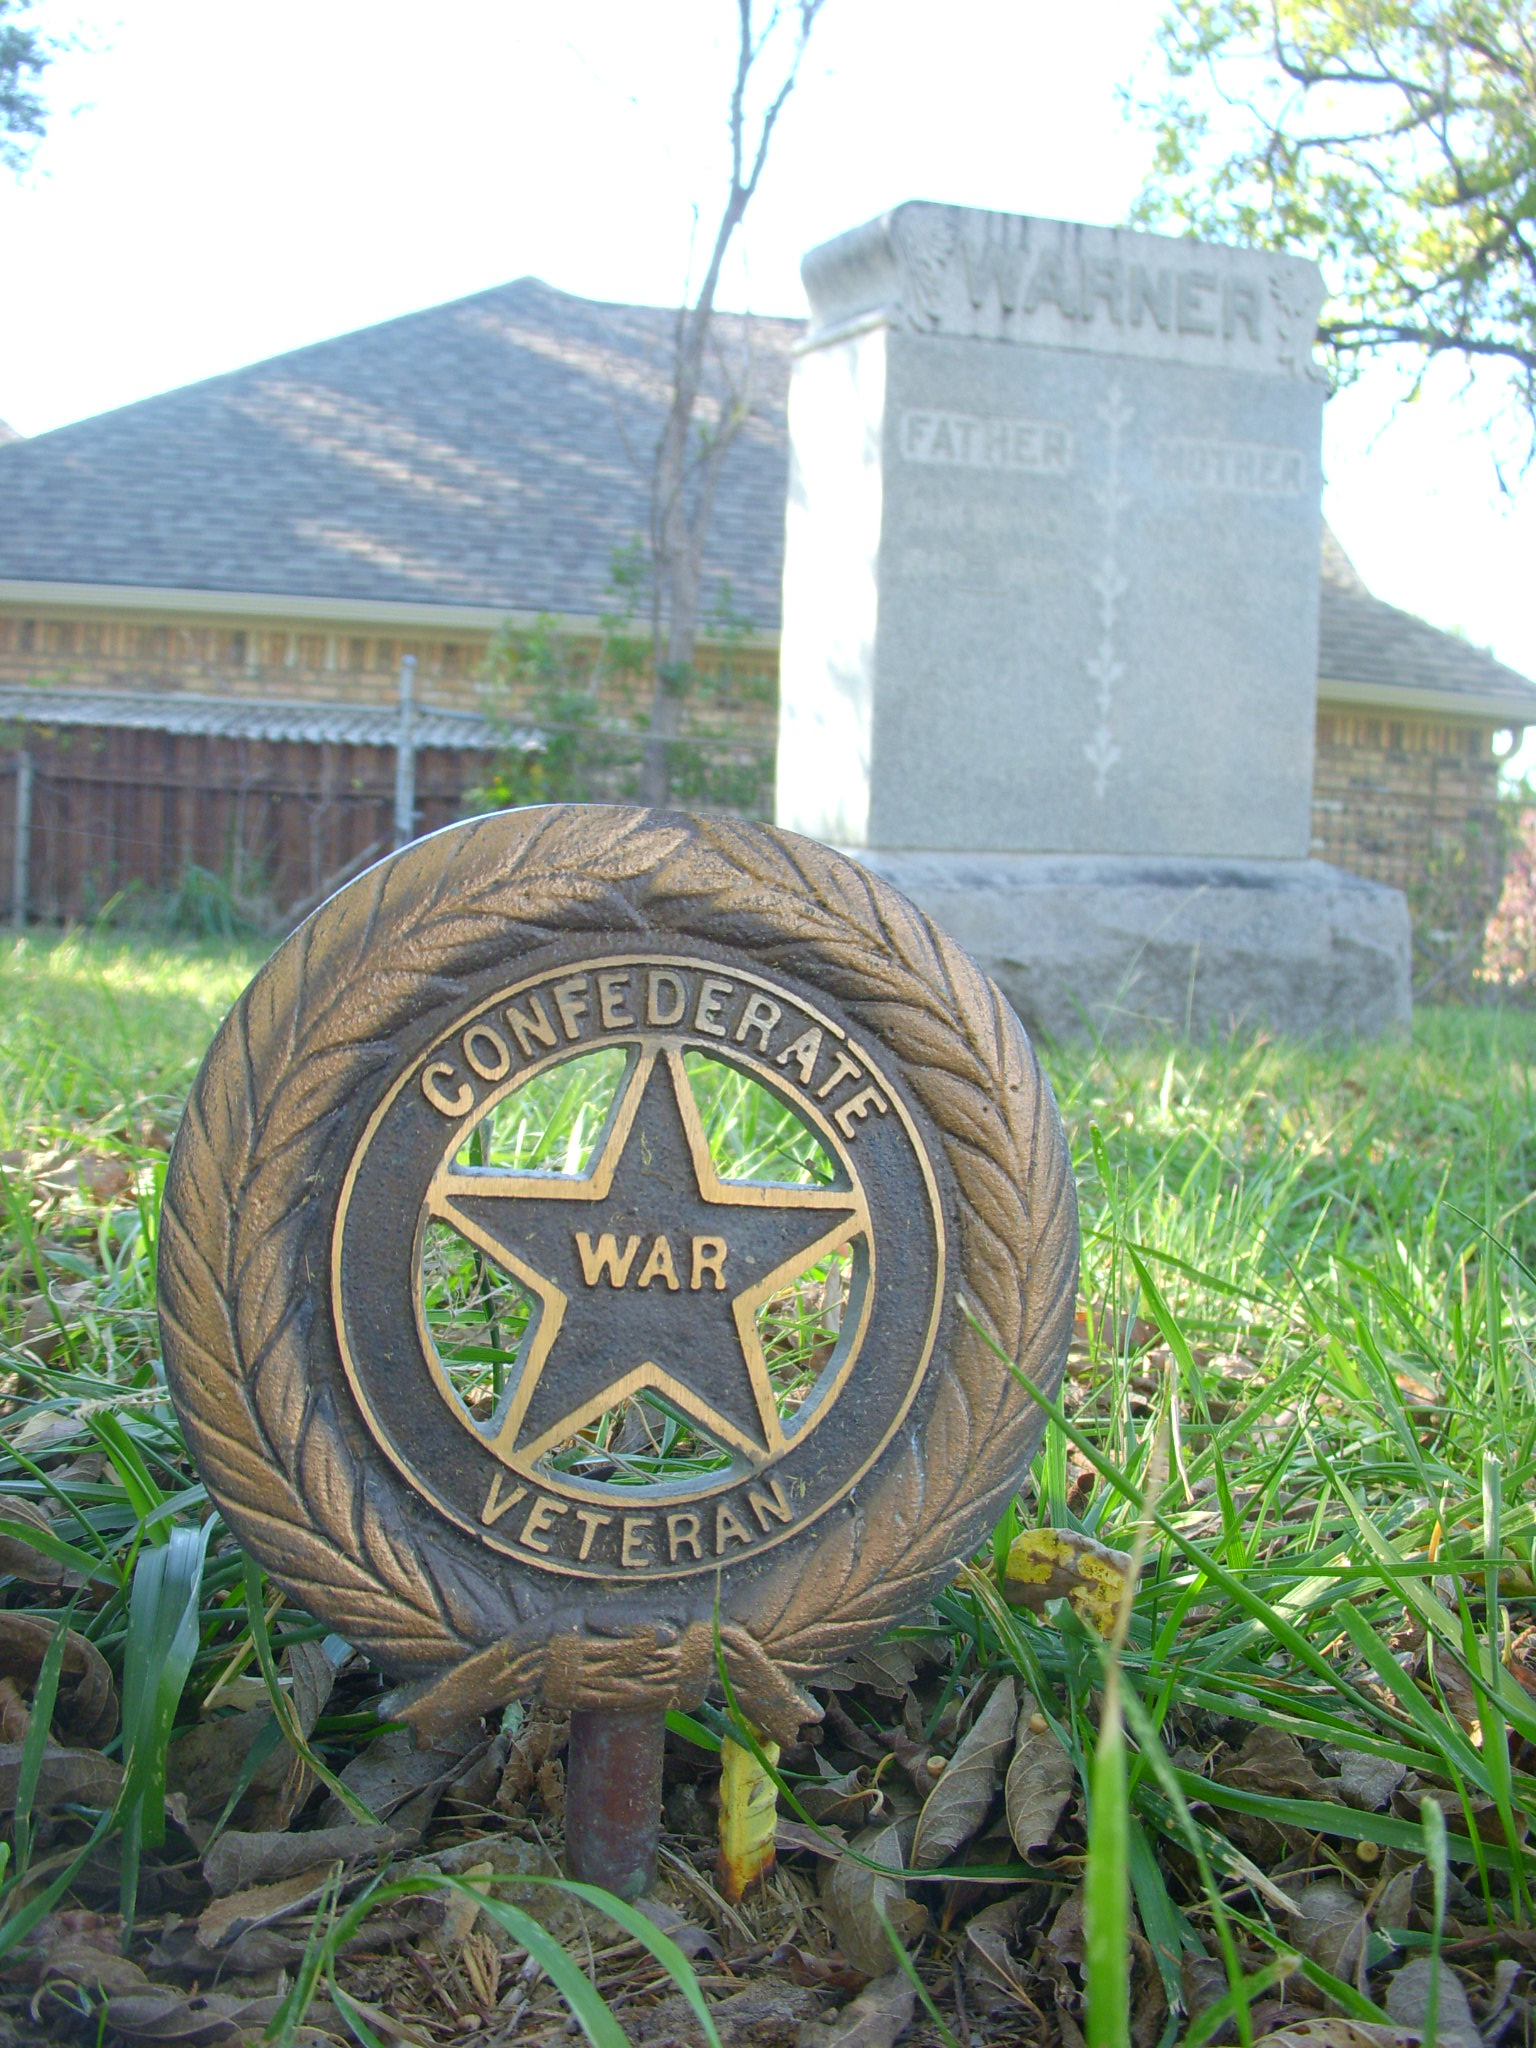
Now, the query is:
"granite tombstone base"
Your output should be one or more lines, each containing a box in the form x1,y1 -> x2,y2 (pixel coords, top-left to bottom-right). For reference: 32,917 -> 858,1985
850,851 -> 1411,1042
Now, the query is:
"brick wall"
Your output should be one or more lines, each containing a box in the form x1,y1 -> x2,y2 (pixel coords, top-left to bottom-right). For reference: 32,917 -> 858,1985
1311,706 -> 1507,991
0,603 -> 779,738
0,607 -> 501,710
1311,708 -> 1501,886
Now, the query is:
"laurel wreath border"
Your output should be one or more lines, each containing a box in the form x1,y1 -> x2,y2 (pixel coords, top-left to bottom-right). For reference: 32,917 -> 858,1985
157,808 -> 1078,1735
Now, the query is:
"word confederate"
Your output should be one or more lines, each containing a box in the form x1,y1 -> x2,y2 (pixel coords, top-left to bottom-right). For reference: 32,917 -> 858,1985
420,961 -> 891,1142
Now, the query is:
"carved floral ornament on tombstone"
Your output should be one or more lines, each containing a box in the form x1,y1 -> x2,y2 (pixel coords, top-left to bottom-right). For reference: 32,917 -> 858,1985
157,807 -> 1078,1746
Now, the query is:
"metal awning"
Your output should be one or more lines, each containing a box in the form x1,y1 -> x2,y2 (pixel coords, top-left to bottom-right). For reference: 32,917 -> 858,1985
0,685 -> 518,751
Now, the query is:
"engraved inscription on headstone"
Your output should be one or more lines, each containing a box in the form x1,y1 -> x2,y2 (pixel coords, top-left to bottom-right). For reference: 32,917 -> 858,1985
777,203 -> 1328,860
157,808 -> 1078,1753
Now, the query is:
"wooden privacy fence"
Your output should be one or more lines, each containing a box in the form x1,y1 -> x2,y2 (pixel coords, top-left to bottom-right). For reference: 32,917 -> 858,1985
0,693 -> 501,928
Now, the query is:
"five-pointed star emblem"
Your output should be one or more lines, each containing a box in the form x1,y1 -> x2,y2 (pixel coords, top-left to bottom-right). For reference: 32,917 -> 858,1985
429,1048 -> 864,1466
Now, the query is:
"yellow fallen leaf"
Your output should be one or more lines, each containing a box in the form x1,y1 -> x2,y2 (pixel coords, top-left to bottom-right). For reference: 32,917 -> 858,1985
718,1729 -> 780,1903
1003,1526 -> 1134,1635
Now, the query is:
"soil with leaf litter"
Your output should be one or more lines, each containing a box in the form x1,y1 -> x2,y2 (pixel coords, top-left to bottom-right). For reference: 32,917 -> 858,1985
4,935 -> 1536,2045
2,1440 -> 1534,2047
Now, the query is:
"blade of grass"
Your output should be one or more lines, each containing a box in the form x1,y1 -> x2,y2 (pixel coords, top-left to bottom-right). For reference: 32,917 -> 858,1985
1422,1793 -> 1449,2048
118,1519 -> 213,1922
1085,1659 -> 1129,2048
961,1300 -> 1387,1725
11,1596 -> 80,1879
877,1907 -> 961,2048
242,1557 -> 379,1826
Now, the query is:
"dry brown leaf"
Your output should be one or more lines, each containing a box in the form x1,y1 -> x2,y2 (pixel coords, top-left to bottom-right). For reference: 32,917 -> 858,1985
0,1495 -> 66,1586
1182,1952 -> 1232,2034
1428,1632 -> 1486,1734
201,1820 -> 401,1896
770,1944 -> 866,1992
195,1860 -> 341,1950
824,1642 -> 920,1695
777,1818 -> 848,1859
409,1833 -> 587,1944
172,1639 -> 341,1829
324,1721 -> 484,1827
795,1972 -> 916,2048
1333,1748 -> 1407,1812
1289,1881 -> 1367,1979
799,1762 -> 885,1828
1372,1865 -> 1416,1931
965,1897 -> 1031,2004
0,1677 -> 26,1743
1385,1956 -> 1481,2048
436,1856 -> 492,1955
1219,1725 -> 1329,1800
1392,1781 -> 1509,1844
1004,1526 -> 1134,1633
494,1706 -> 568,1812
100,1988 -> 280,2045
910,1676 -> 1015,1868
168,1703 -> 280,1819
23,1148 -> 134,1205
0,1610 -> 119,1743
822,1819 -> 925,1977
12,1281 -> 94,1365
1047,1886 -> 1085,1968
632,1894 -> 720,1961
147,1921 -> 310,1977
1004,1692 -> 1075,1856
637,1982 -> 822,2046
243,1637 -> 338,1828
0,1739 -> 122,1812
1,1910 -> 152,1996
1252,2025 -> 1418,2048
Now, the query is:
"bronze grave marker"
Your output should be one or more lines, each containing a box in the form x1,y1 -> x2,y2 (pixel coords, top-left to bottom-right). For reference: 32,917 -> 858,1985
158,806 -> 1077,1895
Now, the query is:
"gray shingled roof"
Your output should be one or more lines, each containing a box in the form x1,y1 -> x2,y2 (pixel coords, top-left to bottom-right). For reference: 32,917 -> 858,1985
1318,525 -> 1534,715
0,419 -> 18,445
1,279 -> 1531,718
0,280 -> 795,632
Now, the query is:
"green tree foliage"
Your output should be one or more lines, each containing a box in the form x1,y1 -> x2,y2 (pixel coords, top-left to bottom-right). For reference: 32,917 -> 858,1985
1,0 -> 51,173
470,546 -> 775,817
1131,3 -> 1536,428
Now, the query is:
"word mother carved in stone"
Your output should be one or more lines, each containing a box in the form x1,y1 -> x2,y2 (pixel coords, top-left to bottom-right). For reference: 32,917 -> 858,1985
157,808 -> 1078,1741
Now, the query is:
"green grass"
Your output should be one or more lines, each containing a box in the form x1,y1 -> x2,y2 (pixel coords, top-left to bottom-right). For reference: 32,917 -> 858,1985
0,929 -> 265,1146
2,927 -> 1535,2041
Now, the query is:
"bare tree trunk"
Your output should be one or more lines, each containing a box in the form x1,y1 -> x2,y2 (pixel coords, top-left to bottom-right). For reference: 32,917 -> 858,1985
638,0 -> 826,809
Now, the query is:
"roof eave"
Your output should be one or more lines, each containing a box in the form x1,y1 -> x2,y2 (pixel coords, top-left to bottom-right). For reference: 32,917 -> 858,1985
1317,673 -> 1536,724
0,578 -> 780,651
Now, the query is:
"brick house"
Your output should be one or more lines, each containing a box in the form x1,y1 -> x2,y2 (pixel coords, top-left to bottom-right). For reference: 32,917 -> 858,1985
1,277 -> 1532,946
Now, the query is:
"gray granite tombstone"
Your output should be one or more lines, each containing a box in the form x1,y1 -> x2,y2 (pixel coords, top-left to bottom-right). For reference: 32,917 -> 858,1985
776,203 -> 1410,1038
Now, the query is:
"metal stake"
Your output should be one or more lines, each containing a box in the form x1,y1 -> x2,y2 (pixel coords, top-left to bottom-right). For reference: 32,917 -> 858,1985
12,746 -> 31,930
393,653 -> 418,848
564,1706 -> 666,1899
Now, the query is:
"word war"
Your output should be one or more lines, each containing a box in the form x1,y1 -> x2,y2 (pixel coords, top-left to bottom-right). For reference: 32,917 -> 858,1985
157,805 -> 1078,1897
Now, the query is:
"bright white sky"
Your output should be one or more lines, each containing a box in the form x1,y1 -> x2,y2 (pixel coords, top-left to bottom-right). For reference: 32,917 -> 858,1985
3,0 -> 1533,770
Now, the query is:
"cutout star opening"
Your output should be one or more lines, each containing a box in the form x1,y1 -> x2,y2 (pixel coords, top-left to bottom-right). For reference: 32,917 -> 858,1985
428,1047 -> 864,1471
